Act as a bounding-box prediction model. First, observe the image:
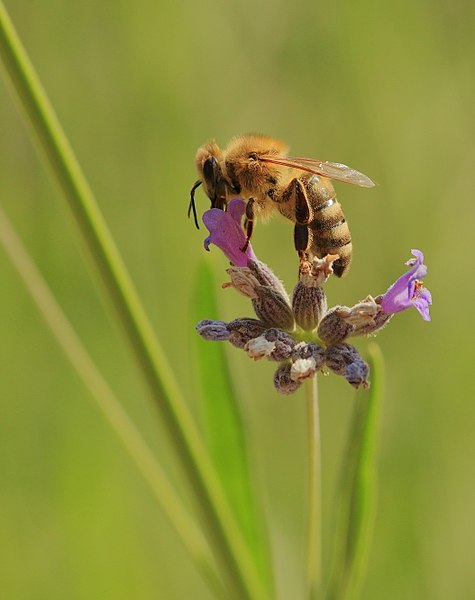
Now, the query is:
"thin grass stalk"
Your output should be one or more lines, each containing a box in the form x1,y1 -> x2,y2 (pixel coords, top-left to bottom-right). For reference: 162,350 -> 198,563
342,344 -> 383,600
0,205 -> 225,598
306,375 -> 322,600
325,344 -> 383,600
0,4 -> 266,599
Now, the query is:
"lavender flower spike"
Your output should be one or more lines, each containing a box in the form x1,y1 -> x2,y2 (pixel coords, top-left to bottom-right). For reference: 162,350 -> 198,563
202,198 -> 257,267
381,249 -> 432,321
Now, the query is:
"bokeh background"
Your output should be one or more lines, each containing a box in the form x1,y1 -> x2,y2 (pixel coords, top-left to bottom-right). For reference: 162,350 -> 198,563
1,0 -> 474,598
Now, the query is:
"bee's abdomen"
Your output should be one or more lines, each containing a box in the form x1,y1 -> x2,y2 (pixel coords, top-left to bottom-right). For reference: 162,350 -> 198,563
309,194 -> 352,278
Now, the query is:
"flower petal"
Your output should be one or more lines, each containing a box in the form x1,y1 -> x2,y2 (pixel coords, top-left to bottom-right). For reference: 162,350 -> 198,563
412,287 -> 432,321
381,249 -> 432,320
202,198 -> 257,267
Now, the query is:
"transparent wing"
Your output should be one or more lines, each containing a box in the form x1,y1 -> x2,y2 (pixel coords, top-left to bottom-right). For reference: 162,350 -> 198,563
259,155 -> 376,187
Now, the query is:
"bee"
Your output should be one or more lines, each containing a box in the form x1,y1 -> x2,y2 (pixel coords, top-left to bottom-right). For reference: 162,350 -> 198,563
189,134 -> 375,276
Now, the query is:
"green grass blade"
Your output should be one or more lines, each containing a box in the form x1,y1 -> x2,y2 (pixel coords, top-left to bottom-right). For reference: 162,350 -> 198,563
0,5 -> 266,598
0,205 -> 225,598
192,259 -> 273,595
326,343 -> 384,600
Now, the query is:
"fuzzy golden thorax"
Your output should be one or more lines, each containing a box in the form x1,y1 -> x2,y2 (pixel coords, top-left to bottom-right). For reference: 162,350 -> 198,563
221,134 -> 290,199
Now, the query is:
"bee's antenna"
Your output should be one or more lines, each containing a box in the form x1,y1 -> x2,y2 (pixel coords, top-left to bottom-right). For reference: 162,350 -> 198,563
188,180 -> 202,229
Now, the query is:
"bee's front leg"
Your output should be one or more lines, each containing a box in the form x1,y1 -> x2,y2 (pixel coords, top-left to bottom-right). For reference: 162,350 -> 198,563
241,198 -> 255,252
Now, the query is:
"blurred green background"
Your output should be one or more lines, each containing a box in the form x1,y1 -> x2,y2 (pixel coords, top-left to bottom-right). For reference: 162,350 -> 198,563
0,0 -> 473,598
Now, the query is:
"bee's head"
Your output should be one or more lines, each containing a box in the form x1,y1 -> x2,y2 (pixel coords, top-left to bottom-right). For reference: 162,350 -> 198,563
194,141 -> 228,209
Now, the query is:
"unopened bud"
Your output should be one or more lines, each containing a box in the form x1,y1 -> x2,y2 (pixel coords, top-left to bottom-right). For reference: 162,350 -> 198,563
264,328 -> 296,345
292,283 -> 327,331
260,328 -> 296,361
196,319 -> 230,341
269,340 -> 295,361
273,363 -> 302,395
227,318 -> 267,348
350,295 -> 393,337
345,359 -> 370,389
244,335 -> 275,360
290,358 -> 317,382
252,286 -> 295,330
223,267 -> 260,298
248,259 -> 289,301
317,307 -> 354,344
343,296 -> 380,328
325,343 -> 361,375
292,342 -> 325,370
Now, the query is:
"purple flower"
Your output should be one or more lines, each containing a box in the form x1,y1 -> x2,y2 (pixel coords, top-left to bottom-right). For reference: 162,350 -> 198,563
381,249 -> 432,321
202,198 -> 257,267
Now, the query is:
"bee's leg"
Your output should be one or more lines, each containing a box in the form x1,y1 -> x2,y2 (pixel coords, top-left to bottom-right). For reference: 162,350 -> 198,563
188,180 -> 202,229
241,198 -> 255,252
294,223 -> 311,261
284,178 -> 311,261
293,178 -> 311,225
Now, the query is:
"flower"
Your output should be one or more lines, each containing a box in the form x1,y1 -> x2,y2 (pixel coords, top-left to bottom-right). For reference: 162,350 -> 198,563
196,257 -> 370,394
381,249 -> 432,321
202,198 -> 257,266
196,247 -> 432,395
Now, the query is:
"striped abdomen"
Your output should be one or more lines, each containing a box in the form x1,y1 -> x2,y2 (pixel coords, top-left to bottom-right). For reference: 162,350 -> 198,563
305,175 -> 352,277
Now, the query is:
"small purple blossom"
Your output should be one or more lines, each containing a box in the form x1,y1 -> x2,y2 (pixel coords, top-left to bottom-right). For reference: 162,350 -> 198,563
381,249 -> 432,321
202,198 -> 257,267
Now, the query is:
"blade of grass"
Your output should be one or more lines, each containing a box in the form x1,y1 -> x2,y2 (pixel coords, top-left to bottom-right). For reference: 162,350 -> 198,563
191,259 -> 273,595
326,343 -> 384,600
0,4 -> 266,599
0,205 -> 225,598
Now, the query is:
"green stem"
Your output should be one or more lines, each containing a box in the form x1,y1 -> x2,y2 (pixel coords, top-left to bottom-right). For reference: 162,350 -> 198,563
325,344 -> 384,600
306,376 -> 322,600
0,4 -> 265,599
0,205 -> 225,598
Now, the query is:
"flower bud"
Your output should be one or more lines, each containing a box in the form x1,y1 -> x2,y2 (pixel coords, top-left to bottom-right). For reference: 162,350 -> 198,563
248,259 -> 289,301
273,363 -> 302,395
325,343 -> 361,375
343,296 -> 380,328
350,295 -> 393,337
269,340 -> 295,361
244,335 -> 276,360
264,328 -> 296,345
196,319 -> 230,341
252,286 -> 295,330
292,283 -> 327,331
227,318 -> 267,348
345,359 -> 370,389
317,307 -> 354,344
291,358 -> 317,382
292,342 -> 325,370
223,267 -> 260,298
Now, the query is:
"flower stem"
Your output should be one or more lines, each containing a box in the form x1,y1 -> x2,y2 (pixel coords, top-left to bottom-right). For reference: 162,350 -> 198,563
306,375 -> 322,600
0,4 -> 266,599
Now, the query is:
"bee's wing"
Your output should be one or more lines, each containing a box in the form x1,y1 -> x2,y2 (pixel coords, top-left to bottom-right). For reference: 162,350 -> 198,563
260,156 -> 376,188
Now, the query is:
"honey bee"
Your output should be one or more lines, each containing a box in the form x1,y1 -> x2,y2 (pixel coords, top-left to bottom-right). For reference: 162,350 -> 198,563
189,134 -> 375,276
